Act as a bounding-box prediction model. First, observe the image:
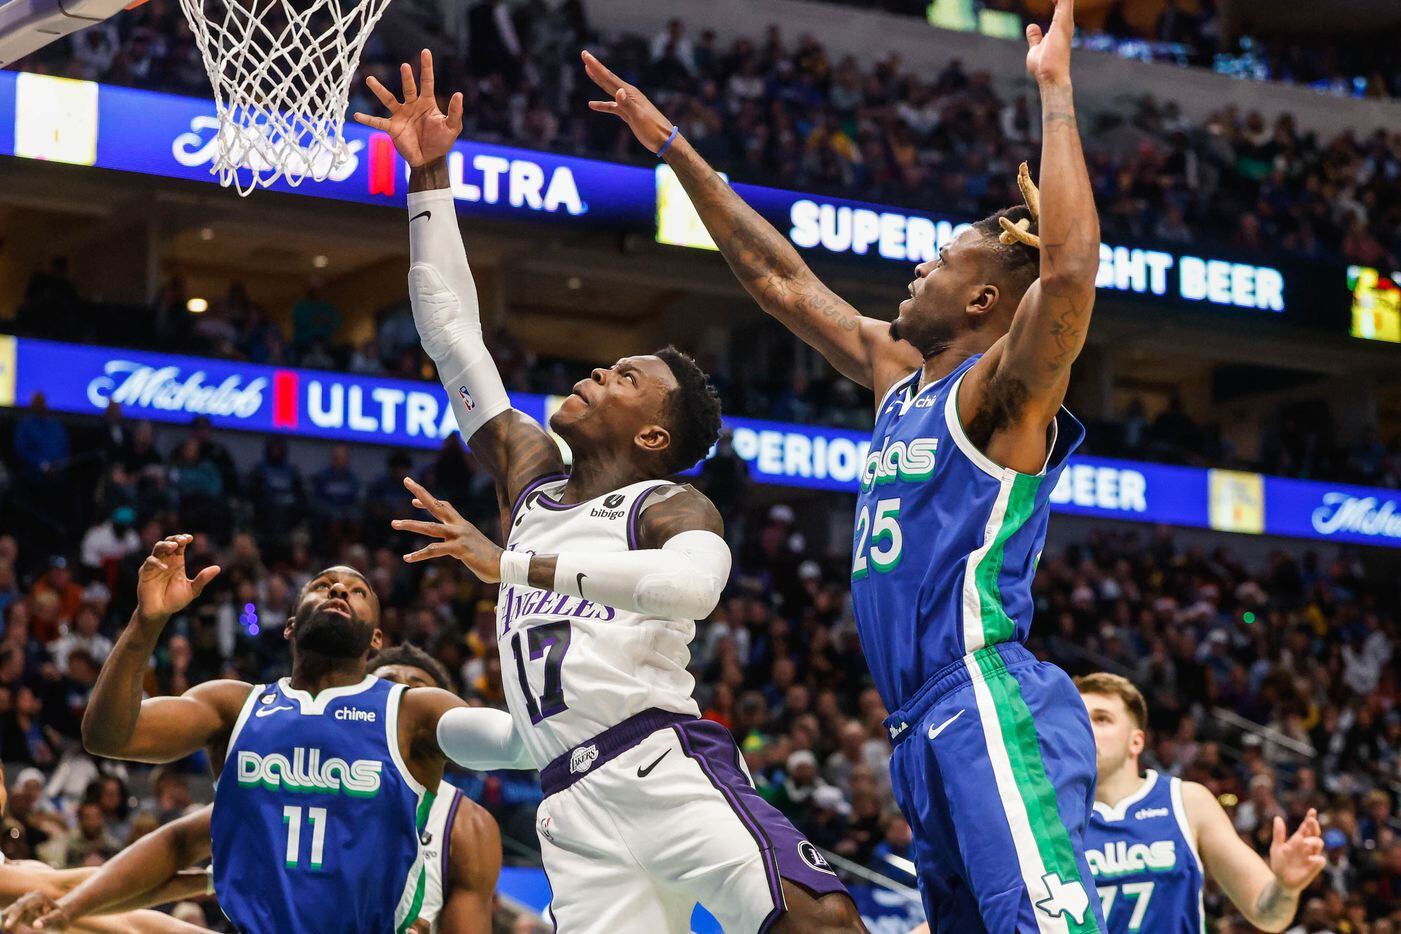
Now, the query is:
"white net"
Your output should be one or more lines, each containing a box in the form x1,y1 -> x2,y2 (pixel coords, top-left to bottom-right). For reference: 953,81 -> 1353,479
177,0 -> 395,195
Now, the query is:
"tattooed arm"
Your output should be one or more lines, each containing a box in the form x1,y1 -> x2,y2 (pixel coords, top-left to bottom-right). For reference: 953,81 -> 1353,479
396,480 -> 730,620
957,0 -> 1099,473
581,51 -> 921,397
1184,782 -> 1324,932
520,484 -> 725,588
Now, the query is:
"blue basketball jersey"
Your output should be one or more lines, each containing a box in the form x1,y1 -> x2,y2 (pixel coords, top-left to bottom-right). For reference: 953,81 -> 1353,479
850,356 -> 1084,709
211,676 -> 433,934
1086,771 -> 1206,934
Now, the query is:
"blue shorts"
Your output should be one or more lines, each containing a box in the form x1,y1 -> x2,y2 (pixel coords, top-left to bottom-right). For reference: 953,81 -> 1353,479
883,643 -> 1105,934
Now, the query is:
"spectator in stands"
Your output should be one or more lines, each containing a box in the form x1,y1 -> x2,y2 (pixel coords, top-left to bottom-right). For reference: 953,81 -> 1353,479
2,686 -> 59,768
12,393 -> 69,489
466,0 -> 523,82
292,285 -> 343,357
21,258 -> 79,322
650,18 -> 696,82
185,416 -> 237,493
247,437 -> 305,557
869,816 -> 916,888
27,558 -> 83,643
169,436 -> 225,537
144,769 -> 195,826
309,444 -> 361,550
48,603 -> 112,673
68,24 -> 120,80
58,801 -> 121,868
364,451 -> 415,549
78,506 -> 140,576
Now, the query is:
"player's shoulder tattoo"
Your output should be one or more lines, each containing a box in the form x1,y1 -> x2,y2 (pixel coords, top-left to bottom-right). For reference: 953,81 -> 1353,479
964,367 -> 1032,452
637,484 -> 724,547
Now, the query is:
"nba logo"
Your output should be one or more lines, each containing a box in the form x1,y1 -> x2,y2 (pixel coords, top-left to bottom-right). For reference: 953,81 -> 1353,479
458,385 -> 476,412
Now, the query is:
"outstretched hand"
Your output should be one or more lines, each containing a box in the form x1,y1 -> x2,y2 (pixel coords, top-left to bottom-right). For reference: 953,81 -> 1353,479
1,889 -> 70,931
135,534 -> 220,624
354,48 -> 464,167
1270,808 -> 1327,893
582,50 -> 675,154
1025,0 -> 1075,86
392,477 -> 503,583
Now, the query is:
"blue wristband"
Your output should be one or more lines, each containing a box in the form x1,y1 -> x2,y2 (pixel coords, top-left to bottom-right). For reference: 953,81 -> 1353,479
656,126 -> 680,158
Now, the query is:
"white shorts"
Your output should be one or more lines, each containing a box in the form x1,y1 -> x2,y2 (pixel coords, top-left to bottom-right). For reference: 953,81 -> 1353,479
534,711 -> 847,934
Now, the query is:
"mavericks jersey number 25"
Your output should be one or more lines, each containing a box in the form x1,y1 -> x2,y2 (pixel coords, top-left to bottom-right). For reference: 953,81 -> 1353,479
1086,771 -> 1206,934
849,355 -> 1084,709
212,676 -> 433,934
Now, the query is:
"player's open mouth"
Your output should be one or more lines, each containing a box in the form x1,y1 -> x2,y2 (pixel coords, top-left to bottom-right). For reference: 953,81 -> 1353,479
321,599 -> 350,617
571,386 -> 591,405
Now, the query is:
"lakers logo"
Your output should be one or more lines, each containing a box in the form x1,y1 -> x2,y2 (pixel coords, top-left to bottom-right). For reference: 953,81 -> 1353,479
569,744 -> 599,774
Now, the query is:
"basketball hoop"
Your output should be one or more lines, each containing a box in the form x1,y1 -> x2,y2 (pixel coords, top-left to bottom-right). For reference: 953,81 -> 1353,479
176,0 -> 394,195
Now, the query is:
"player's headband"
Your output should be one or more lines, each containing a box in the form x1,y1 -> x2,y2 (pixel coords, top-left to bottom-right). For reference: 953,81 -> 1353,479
998,162 -> 1042,250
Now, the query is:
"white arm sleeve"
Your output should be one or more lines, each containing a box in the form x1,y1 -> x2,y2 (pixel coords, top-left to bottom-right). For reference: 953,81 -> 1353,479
407,188 -> 511,440
435,706 -> 533,771
501,530 -> 731,620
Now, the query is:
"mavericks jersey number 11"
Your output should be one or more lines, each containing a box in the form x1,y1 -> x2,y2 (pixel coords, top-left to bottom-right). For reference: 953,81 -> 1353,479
211,676 -> 433,934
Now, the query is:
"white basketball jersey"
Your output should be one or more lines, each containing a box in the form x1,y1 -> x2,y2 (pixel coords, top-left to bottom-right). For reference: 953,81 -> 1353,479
498,476 -> 701,767
416,781 -> 459,933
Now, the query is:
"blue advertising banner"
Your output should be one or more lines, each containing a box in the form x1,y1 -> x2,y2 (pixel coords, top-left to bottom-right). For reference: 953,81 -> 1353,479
1,70 -> 1353,326
3,335 -> 1397,548
0,69 -> 653,224
1263,476 -> 1401,548
1049,457 -> 1209,529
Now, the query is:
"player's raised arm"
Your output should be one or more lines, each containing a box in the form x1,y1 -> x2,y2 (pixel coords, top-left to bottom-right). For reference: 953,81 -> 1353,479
2,807 -> 213,930
355,50 -> 565,511
394,477 -> 730,622
582,50 -> 921,395
1184,784 -> 1324,932
82,536 -> 247,763
986,0 -> 1099,416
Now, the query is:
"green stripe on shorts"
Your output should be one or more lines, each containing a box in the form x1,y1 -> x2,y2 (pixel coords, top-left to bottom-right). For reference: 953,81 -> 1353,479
974,648 -> 1100,934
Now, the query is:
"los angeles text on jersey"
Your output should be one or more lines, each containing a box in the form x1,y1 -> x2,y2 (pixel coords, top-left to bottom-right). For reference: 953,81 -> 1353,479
498,584 -> 616,635
860,436 -> 938,492
236,747 -> 384,797
1086,839 -> 1178,880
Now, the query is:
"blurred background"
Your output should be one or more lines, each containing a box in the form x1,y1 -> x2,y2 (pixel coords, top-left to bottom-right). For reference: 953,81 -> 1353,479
0,0 -> 1399,929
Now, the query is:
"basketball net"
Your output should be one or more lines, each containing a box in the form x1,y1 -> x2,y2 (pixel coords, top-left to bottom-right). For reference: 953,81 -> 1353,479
177,0 -> 393,195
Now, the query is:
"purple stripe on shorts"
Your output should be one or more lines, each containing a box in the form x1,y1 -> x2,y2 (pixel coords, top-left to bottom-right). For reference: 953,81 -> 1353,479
673,723 -> 786,932
539,708 -> 697,797
441,788 -> 463,886
673,720 -> 849,916
625,483 -> 667,550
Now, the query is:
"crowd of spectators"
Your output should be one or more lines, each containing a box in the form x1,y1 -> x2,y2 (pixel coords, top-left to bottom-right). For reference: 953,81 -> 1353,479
0,391 -> 1399,928
9,0 -> 1401,268
930,0 -> 1399,101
